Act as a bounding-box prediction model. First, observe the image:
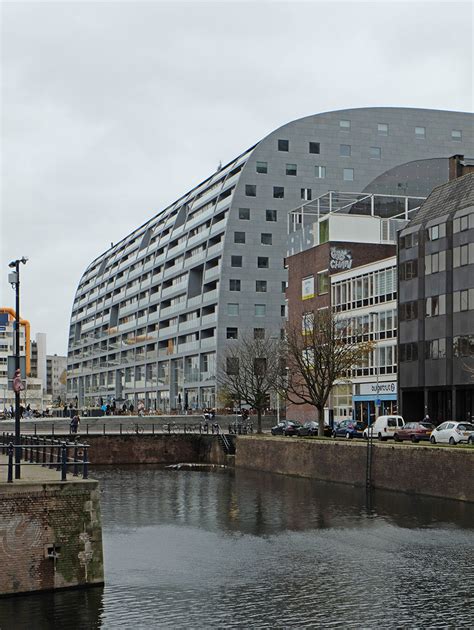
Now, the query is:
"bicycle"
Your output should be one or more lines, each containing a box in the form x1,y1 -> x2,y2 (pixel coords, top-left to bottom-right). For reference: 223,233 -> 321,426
126,423 -> 144,435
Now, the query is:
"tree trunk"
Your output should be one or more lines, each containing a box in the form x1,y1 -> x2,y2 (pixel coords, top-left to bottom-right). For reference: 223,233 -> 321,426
257,408 -> 263,434
317,405 -> 325,437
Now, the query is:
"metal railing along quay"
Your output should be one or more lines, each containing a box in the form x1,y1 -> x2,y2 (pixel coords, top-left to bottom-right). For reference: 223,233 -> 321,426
0,434 -> 89,483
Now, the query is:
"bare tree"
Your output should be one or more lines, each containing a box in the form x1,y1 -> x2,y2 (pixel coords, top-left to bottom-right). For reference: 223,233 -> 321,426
285,308 -> 373,437
217,334 -> 283,434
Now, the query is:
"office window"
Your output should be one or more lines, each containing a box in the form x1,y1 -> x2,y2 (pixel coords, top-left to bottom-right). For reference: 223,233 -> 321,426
256,280 -> 267,292
400,260 -> 418,280
453,214 -> 472,232
451,130 -> 462,141
426,223 -> 446,240
425,251 -> 446,274
318,271 -> 329,294
226,327 -> 238,339
234,232 -> 246,244
309,142 -> 320,154
415,126 -> 426,139
239,208 -> 250,220
261,233 -> 272,245
343,168 -> 354,181
254,328 -> 265,339
286,163 -> 297,176
227,303 -> 239,316
453,289 -> 474,312
231,255 -> 242,267
315,165 -> 326,179
256,161 -> 268,174
378,123 -> 389,136
319,220 -> 329,244
340,120 -> 351,131
340,144 -> 351,157
266,209 -> 277,222
273,186 -> 284,198
245,184 -> 256,197
278,139 -> 289,151
255,304 -> 266,317
426,295 -> 446,317
426,338 -> 446,359
453,244 -> 472,268
229,279 -> 241,291
370,146 -> 381,159
301,188 -> 312,200
258,256 -> 269,268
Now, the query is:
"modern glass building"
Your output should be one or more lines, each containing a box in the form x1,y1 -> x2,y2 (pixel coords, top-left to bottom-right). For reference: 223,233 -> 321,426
67,107 -> 473,411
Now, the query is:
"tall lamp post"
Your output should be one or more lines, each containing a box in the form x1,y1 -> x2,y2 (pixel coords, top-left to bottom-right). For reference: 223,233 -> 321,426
8,257 -> 28,479
369,311 -> 380,425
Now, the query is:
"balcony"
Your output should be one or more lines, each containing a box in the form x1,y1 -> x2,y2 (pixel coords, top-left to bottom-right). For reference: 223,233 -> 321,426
201,312 -> 217,327
200,336 -> 216,349
178,340 -> 200,353
202,289 -> 218,303
178,318 -> 200,333
207,242 -> 223,258
187,228 -> 210,249
203,265 -> 221,283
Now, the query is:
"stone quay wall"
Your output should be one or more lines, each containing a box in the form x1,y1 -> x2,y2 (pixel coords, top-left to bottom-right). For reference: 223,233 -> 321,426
235,437 -> 474,503
0,480 -> 104,596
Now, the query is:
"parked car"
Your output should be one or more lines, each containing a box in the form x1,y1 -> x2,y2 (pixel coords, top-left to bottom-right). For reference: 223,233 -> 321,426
332,419 -> 366,439
429,421 -> 474,445
297,421 -> 332,437
394,421 -> 435,443
271,420 -> 302,436
363,415 -> 405,441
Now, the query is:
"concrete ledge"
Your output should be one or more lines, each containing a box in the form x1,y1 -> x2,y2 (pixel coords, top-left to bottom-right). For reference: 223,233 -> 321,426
235,436 -> 474,503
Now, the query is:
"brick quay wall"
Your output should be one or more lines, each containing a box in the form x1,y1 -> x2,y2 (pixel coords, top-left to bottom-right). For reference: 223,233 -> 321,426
234,437 -> 474,503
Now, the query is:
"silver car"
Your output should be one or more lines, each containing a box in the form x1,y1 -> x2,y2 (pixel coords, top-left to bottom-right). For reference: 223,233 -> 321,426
430,421 -> 474,445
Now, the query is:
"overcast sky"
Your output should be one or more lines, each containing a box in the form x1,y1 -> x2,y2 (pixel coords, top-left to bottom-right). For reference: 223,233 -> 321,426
1,0 -> 473,355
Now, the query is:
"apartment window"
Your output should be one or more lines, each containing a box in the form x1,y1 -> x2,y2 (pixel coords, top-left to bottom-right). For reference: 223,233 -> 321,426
425,251 -> 446,274
278,139 -> 289,151
426,295 -> 446,317
340,144 -> 351,157
426,338 -> 446,359
273,186 -> 284,198
266,209 -> 277,222
343,168 -> 354,181
319,220 -> 329,244
400,301 -> 418,321
318,270 -> 329,294
281,281 -> 286,293
340,120 -> 351,131
234,232 -> 246,244
256,161 -> 268,174
226,357 -> 239,374
400,260 -> 418,280
245,184 -> 256,197
400,232 -> 419,249
227,303 -> 239,316
255,304 -> 266,317
261,233 -> 272,245
426,223 -> 446,240
370,147 -> 381,159
254,328 -> 265,339
281,305 -> 286,317
309,142 -> 320,154
453,214 -> 473,232
286,163 -> 297,176
301,188 -> 312,200
400,343 -> 418,362
257,256 -> 269,268
256,280 -> 267,292
451,130 -> 462,141
226,327 -> 238,339
239,208 -> 250,220
453,244 -> 472,268
415,126 -> 426,139
315,165 -> 326,179
229,279 -> 241,291
378,123 -> 389,136
231,255 -> 242,267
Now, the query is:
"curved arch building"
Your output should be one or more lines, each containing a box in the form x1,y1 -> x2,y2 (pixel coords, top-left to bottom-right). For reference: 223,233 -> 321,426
67,107 -> 473,410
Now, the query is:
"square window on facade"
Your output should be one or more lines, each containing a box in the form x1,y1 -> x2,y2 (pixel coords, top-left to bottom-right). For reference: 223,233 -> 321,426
315,165 -> 326,179
278,139 -> 289,151
370,146 -> 381,159
256,280 -> 267,292
229,279 -> 241,291
257,256 -> 269,268
266,209 -> 277,222
273,186 -> 284,198
309,142 -> 320,154
340,144 -> 351,157
239,208 -> 250,220
226,357 -> 239,374
234,231 -> 246,244
227,303 -> 239,316
231,255 -> 242,267
415,126 -> 425,139
261,233 -> 272,245
286,163 -> 297,176
343,168 -> 354,181
378,123 -> 389,135
451,130 -> 462,141
255,304 -> 266,317
254,328 -> 265,339
318,271 -> 329,294
245,184 -> 256,197
226,327 -> 238,339
301,188 -> 312,200
256,161 -> 268,174
340,120 -> 351,130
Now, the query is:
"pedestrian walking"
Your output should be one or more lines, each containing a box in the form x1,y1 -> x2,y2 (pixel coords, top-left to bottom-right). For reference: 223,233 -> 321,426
70,414 -> 80,434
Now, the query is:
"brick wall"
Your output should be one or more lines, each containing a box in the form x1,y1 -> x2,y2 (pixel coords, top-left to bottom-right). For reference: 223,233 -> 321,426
0,480 -> 104,596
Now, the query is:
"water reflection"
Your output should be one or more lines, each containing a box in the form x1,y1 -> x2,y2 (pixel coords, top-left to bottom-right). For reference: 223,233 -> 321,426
0,467 -> 473,629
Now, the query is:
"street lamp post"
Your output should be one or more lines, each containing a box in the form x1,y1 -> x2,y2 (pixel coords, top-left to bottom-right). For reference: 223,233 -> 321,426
8,256 -> 28,479
369,312 -> 380,424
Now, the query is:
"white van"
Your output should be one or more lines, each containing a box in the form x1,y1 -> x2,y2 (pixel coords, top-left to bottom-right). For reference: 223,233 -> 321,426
363,415 -> 405,441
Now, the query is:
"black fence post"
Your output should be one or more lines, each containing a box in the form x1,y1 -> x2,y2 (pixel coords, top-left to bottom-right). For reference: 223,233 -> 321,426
103,423 -> 106,436
120,424 -> 122,435
83,445 -> 89,479
73,443 -> 79,477
61,443 -> 67,481
7,443 -> 13,483
51,423 -> 55,437
42,437 -> 47,466
86,423 -> 89,436
152,423 -> 154,435
34,423 -> 37,436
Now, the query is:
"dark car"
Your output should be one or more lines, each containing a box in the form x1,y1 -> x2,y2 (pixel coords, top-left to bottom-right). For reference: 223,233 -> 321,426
394,421 -> 435,443
332,419 -> 366,439
271,420 -> 302,436
297,421 -> 332,437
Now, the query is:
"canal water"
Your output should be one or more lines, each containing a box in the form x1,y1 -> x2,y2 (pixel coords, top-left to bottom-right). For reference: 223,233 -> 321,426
1,466 -> 473,629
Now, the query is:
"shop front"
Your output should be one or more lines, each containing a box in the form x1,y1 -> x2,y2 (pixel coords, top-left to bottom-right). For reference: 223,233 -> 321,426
353,381 -> 397,424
